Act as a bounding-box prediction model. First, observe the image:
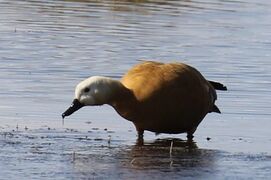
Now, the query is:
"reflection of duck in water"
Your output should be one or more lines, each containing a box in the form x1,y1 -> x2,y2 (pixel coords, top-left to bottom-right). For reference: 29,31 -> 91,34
121,138 -> 216,170
136,138 -> 198,149
62,61 -> 227,140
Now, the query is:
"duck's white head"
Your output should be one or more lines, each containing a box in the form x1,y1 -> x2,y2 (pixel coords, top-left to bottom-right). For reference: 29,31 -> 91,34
75,76 -> 120,105
62,76 -> 121,118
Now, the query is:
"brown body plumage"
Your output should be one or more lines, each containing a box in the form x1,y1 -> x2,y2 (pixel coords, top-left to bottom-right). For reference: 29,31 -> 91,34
62,61 -> 227,140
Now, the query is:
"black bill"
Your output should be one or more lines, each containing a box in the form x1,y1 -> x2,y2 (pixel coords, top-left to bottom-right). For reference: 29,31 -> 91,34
62,99 -> 84,119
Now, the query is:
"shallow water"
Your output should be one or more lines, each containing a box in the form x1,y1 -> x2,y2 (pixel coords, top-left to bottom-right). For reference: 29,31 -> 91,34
0,0 -> 271,179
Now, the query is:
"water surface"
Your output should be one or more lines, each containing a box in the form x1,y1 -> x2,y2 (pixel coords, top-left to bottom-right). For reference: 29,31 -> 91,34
0,0 -> 271,179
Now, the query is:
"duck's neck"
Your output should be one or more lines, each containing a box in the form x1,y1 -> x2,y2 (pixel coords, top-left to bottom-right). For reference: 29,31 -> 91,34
108,81 -> 138,122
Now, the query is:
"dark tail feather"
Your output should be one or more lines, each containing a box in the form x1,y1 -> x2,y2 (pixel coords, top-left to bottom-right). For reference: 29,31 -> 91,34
212,105 -> 221,113
208,81 -> 227,91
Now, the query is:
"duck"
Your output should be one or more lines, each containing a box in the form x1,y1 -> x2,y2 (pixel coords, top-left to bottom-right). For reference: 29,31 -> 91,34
62,61 -> 227,140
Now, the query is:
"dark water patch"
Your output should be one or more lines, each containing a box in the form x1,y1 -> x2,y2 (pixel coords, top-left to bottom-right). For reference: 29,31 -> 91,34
0,129 -> 271,179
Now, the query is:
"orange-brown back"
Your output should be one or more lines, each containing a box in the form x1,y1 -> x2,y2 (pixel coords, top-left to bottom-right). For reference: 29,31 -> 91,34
120,61 -> 215,134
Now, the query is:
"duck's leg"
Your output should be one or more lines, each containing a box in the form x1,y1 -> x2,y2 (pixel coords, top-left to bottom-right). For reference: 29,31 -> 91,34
187,133 -> 194,140
134,124 -> 144,139
136,129 -> 144,145
137,129 -> 144,139
187,127 -> 196,141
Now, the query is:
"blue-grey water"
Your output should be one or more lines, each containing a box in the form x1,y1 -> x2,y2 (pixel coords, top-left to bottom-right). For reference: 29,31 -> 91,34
0,0 -> 271,179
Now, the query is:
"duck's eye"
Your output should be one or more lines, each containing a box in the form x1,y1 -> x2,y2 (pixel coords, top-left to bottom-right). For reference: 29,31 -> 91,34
84,87 -> 90,93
